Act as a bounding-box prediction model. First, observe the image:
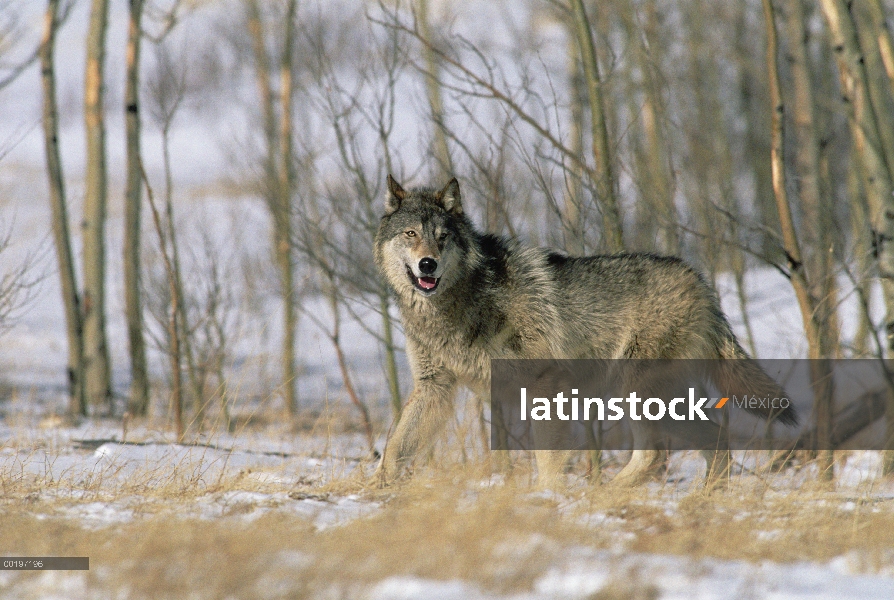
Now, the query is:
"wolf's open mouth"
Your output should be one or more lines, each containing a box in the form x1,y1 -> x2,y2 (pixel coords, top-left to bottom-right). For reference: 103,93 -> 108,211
406,266 -> 439,294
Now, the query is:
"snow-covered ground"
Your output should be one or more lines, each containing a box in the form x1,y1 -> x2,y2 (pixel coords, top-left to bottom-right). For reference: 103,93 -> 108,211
2,421 -> 894,599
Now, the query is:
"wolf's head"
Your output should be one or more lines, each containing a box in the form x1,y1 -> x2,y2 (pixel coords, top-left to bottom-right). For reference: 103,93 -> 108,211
374,175 -> 474,299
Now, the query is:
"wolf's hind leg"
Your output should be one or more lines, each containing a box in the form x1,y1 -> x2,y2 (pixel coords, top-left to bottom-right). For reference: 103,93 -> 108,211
610,449 -> 664,487
374,379 -> 457,485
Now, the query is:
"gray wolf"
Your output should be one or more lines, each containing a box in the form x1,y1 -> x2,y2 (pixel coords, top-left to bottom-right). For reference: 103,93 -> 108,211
373,175 -> 797,486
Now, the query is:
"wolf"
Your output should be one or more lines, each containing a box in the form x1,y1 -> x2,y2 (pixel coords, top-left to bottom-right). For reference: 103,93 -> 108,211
373,175 -> 797,486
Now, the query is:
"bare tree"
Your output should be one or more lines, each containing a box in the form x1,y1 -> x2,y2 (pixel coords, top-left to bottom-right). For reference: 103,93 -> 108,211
142,164 -> 184,439
246,0 -> 299,416
819,0 -> 894,472
852,0 -> 894,189
190,227 -> 240,432
279,0 -> 299,416
569,0 -> 623,252
849,167 -> 875,357
363,18 -> 407,420
624,0 -> 678,255
0,0 -> 43,91
763,0 -> 833,478
82,0 -> 112,412
0,228 -> 38,339
145,40 -> 204,422
734,0 -> 778,261
40,0 -> 84,416
301,266 -> 376,451
300,7 -> 406,422
784,0 -> 839,360
864,0 -> 894,100
376,4 -> 617,251
563,20 -> 585,256
417,0 -> 453,178
124,0 -> 149,416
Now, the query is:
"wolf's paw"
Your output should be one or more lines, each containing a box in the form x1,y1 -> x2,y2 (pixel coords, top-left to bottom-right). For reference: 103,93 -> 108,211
371,460 -> 405,489
607,470 -> 653,488
371,472 -> 394,489
609,452 -> 665,488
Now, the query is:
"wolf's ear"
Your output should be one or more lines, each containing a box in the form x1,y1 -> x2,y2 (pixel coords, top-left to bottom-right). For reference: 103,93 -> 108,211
385,174 -> 406,215
436,178 -> 463,215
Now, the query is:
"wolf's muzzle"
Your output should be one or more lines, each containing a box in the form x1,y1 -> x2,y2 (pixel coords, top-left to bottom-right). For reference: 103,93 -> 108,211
407,258 -> 440,295
419,257 -> 438,275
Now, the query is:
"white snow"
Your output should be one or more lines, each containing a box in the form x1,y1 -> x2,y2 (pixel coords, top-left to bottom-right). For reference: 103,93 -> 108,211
366,576 -> 487,600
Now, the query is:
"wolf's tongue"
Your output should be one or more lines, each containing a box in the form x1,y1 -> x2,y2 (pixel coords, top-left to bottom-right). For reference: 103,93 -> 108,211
418,276 -> 437,290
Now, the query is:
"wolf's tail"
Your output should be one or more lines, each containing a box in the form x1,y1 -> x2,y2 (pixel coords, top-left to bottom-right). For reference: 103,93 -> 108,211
712,336 -> 799,427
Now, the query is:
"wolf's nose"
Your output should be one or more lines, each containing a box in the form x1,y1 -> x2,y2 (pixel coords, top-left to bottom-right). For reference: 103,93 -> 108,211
419,257 -> 438,275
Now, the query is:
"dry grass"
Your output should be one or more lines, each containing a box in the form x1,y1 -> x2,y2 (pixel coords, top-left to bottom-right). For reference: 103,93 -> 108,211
1,408 -> 893,598
1,456 -> 894,599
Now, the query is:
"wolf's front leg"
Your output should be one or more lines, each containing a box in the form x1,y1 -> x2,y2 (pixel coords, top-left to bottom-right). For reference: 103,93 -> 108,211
609,416 -> 664,486
531,418 -> 572,488
375,377 -> 457,485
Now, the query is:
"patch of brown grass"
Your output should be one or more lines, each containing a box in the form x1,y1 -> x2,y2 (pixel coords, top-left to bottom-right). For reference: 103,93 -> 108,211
0,512 -> 315,599
2,458 -> 894,598
624,486 -> 894,567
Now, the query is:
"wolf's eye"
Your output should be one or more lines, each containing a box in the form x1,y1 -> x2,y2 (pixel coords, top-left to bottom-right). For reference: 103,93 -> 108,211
404,230 -> 417,238
438,232 -> 449,242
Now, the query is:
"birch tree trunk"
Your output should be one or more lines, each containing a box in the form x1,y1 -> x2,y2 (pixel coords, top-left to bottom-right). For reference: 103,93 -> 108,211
247,0 -> 298,415
785,0 -> 839,359
639,0 -> 677,254
418,0 -> 453,178
277,0 -> 298,417
83,0 -> 112,412
124,0 -> 149,415
735,1 -> 778,260
865,0 -> 894,99
564,30 -> 585,256
764,0 -> 832,478
569,0 -> 623,252
684,0 -> 721,279
850,168 -> 874,357
819,0 -> 894,472
41,0 -> 86,416
852,0 -> 894,186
